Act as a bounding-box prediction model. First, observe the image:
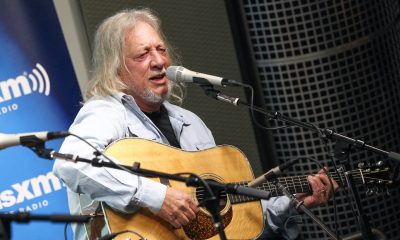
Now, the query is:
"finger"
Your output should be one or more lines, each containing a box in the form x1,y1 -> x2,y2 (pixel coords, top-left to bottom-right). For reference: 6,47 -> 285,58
316,174 -> 332,198
295,192 -> 308,202
314,173 -> 331,187
308,176 -> 323,196
170,216 -> 181,228
308,175 -> 327,204
180,197 -> 197,220
333,179 -> 339,192
176,212 -> 191,226
308,175 -> 323,192
183,204 -> 197,221
187,198 -> 198,213
304,176 -> 322,207
317,173 -> 339,194
318,167 -> 328,174
317,173 -> 334,188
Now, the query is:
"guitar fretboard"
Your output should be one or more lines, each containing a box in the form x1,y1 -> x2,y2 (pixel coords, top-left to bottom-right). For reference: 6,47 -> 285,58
229,172 -> 346,204
195,167 -> 389,205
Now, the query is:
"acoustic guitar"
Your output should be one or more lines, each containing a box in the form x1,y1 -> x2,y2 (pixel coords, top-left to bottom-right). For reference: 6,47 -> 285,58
92,138 -> 392,240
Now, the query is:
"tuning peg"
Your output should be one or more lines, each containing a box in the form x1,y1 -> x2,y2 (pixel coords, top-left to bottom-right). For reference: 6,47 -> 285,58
358,162 -> 365,168
385,187 -> 391,196
367,179 -> 375,184
373,186 -> 381,195
376,161 -> 384,167
366,188 -> 374,196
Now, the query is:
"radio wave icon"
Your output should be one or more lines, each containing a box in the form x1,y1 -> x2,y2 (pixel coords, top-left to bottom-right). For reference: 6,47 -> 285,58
28,63 -> 50,96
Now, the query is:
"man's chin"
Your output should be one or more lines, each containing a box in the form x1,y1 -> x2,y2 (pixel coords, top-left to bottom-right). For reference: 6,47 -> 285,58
141,91 -> 169,104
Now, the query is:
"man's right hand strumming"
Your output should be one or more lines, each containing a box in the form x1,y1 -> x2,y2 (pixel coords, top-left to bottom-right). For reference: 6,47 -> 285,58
157,188 -> 198,228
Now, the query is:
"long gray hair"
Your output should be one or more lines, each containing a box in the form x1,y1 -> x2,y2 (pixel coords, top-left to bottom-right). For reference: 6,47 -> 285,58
85,8 -> 185,104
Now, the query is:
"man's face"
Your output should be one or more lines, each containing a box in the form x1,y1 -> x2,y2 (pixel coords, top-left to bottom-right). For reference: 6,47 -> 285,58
119,21 -> 171,109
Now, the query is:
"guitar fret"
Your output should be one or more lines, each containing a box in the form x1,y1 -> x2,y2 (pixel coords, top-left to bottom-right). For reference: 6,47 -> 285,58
289,178 -> 294,193
290,177 -> 295,193
293,177 -> 297,193
299,176 -> 304,193
359,168 -> 365,184
284,178 -> 289,193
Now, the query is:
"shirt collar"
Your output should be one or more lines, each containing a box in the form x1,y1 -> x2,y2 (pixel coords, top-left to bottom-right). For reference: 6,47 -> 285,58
114,92 -> 190,125
163,101 -> 190,125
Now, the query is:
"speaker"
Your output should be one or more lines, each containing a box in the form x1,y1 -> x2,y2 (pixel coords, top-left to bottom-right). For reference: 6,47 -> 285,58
226,0 -> 400,239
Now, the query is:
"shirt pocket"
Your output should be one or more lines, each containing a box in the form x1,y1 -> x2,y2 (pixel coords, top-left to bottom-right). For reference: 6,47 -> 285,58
127,124 -> 158,141
194,141 -> 215,150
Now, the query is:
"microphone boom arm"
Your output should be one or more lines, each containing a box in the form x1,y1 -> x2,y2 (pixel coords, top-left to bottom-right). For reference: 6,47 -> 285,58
201,87 -> 400,162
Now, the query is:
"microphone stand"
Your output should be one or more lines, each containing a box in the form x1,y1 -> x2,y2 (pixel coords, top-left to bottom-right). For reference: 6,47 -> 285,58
271,179 -> 340,240
27,144 -> 271,240
0,138 -> 91,240
201,87 -> 400,240
0,212 -> 90,240
0,212 -> 91,223
0,218 -> 10,240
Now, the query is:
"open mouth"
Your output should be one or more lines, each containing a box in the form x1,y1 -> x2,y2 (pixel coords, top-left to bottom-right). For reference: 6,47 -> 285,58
149,73 -> 166,81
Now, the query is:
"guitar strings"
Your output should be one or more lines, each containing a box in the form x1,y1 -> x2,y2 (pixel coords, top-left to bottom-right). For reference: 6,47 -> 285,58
194,169 -> 388,200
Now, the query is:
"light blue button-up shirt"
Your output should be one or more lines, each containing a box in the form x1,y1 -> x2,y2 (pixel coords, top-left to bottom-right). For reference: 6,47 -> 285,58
53,92 -> 300,239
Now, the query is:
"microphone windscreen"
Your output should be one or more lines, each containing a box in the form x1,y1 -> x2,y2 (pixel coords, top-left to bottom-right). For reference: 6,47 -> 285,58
166,66 -> 184,82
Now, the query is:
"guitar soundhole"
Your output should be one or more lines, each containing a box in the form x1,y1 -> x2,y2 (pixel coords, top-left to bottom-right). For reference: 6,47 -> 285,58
195,183 -> 228,212
185,174 -> 233,239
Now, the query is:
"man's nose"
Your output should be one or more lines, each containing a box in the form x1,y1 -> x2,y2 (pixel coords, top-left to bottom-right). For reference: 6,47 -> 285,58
150,50 -> 166,67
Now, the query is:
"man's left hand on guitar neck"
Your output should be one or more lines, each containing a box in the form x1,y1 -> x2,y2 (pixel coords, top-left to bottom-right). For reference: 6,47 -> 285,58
297,167 -> 340,208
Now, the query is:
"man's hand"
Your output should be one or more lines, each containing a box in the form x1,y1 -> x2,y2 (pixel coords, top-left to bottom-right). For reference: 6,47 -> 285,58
297,167 -> 339,208
157,188 -> 198,228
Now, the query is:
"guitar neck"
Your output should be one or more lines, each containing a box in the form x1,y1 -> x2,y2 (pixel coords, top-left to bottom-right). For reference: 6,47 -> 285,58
229,172 -> 344,204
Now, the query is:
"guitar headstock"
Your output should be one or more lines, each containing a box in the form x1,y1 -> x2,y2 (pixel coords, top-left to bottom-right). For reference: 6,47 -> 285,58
336,161 -> 394,195
359,162 -> 393,185
356,161 -> 394,195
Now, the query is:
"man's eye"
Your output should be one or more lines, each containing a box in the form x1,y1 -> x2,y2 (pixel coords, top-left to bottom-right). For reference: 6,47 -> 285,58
135,53 -> 148,60
158,48 -> 167,54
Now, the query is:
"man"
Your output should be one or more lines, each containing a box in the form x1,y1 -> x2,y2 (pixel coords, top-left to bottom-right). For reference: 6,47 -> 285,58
53,8 -> 338,239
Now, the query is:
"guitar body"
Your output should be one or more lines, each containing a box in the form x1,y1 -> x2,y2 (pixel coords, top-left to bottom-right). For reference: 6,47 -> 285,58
102,138 -> 264,240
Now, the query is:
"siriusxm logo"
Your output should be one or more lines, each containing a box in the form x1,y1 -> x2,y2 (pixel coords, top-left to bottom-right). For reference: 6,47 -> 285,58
0,63 -> 50,103
0,171 -> 64,210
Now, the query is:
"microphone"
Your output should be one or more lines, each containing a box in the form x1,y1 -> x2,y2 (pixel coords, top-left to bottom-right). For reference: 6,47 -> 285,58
0,131 -> 70,150
166,66 -> 241,87
248,158 -> 299,188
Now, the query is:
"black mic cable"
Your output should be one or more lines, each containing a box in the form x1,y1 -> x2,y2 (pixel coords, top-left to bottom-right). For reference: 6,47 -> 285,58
97,230 -> 146,240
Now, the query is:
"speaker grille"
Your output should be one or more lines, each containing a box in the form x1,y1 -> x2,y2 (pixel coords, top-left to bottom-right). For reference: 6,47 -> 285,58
243,0 -> 400,239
